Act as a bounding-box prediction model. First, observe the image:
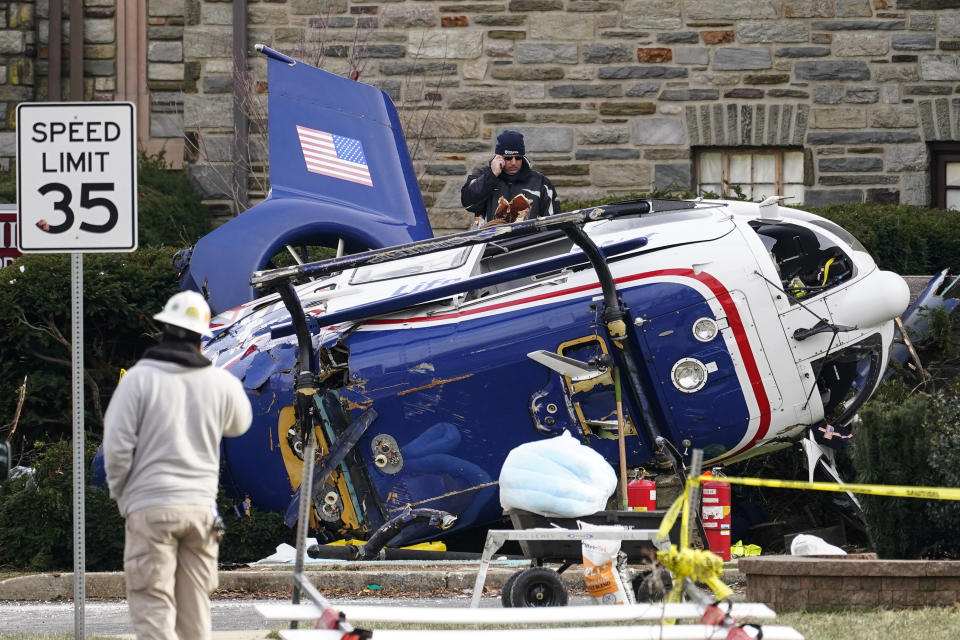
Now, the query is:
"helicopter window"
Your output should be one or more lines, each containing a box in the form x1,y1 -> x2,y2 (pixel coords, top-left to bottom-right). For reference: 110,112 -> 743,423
780,209 -> 868,255
750,221 -> 856,301
349,247 -> 472,285
464,232 -> 576,300
812,333 -> 883,431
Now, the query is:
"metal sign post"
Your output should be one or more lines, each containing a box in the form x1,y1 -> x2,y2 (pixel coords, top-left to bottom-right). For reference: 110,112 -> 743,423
16,102 -> 137,638
71,252 -> 84,636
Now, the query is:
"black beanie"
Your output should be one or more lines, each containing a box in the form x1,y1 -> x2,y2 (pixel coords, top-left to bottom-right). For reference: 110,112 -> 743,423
495,130 -> 525,157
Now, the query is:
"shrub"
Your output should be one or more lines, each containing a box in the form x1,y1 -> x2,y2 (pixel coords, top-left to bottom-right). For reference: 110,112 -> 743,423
0,151 -> 211,446
0,440 -> 295,570
137,150 -> 210,247
0,440 -> 124,571
217,498 -> 295,566
803,203 -> 960,275
852,381 -> 960,558
0,248 -> 181,445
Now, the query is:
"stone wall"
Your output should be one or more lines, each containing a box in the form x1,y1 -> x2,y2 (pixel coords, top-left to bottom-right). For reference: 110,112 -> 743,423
740,555 -> 960,611
0,0 -> 36,169
4,2 -> 960,234
0,1 -> 186,177
4,0 -> 119,126
148,0 -> 188,144
180,0 -> 960,233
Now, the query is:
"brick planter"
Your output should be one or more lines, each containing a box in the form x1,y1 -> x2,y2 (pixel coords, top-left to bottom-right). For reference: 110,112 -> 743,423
739,555 -> 960,611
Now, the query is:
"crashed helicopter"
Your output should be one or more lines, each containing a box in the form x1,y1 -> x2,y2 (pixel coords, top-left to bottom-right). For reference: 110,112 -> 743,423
169,46 -> 910,547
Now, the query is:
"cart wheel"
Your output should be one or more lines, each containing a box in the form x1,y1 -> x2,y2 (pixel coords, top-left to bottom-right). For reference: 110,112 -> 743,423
507,567 -> 568,607
500,570 -> 522,608
632,567 -> 673,602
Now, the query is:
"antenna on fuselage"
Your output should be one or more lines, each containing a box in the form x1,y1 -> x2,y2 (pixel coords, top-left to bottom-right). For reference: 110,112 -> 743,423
757,195 -> 789,222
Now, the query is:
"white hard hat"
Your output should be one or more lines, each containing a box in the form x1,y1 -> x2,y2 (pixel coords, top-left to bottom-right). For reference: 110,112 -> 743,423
153,290 -> 213,338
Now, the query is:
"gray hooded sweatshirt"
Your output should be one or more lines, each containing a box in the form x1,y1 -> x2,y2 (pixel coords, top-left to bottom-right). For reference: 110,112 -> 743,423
103,358 -> 252,517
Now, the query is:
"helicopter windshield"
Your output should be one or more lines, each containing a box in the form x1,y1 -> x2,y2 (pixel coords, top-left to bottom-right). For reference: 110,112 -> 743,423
350,247 -> 473,284
750,220 -> 857,302
781,209 -> 868,254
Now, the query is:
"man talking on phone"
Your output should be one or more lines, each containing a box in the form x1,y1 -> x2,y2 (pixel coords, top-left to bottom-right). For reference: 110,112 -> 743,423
460,130 -> 561,228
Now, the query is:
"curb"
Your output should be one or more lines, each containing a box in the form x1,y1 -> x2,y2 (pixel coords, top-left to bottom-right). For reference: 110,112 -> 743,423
0,562 -> 524,601
0,562 -> 743,601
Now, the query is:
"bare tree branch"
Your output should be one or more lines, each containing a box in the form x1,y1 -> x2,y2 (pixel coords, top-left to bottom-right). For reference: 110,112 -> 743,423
17,311 -> 70,348
2,377 -> 26,438
23,348 -> 105,426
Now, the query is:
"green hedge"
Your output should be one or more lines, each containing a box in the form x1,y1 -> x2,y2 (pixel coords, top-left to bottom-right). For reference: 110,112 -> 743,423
0,152 -> 287,571
0,440 -> 294,571
806,203 -> 960,275
0,248 -> 182,445
852,381 -> 960,559
0,440 -> 123,571
136,150 -> 210,248
217,499 -> 295,567
0,151 -> 210,446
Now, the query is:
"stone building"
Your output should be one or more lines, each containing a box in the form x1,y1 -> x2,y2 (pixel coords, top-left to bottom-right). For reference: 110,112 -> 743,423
3,0 -> 960,234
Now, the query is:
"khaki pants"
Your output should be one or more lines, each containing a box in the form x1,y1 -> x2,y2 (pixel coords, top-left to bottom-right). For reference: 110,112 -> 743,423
124,506 -> 219,640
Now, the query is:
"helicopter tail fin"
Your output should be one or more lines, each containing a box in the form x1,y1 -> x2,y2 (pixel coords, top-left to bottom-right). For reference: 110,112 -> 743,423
178,46 -> 434,313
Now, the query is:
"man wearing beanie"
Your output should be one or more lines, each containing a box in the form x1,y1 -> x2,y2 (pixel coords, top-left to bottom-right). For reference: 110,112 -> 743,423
461,129 -> 561,227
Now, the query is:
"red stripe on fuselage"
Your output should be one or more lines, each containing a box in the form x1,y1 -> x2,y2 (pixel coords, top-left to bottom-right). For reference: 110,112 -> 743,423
363,268 -> 770,458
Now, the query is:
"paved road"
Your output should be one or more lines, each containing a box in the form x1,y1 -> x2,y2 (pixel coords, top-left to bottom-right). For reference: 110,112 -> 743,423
0,595 -> 594,637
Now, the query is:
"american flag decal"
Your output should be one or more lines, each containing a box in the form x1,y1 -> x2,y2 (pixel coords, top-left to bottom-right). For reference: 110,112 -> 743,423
296,125 -> 373,187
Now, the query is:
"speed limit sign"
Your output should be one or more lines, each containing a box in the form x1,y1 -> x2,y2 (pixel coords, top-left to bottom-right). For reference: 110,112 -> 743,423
17,102 -> 137,253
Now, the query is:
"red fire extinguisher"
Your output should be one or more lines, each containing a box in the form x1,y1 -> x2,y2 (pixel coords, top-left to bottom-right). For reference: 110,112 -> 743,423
701,470 -> 732,561
628,475 -> 657,511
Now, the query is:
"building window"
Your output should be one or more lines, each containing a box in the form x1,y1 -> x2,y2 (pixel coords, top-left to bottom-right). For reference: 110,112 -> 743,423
695,148 -> 805,203
930,144 -> 960,210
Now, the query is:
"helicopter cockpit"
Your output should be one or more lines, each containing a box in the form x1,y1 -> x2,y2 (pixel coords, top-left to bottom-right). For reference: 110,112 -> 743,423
750,219 -> 858,302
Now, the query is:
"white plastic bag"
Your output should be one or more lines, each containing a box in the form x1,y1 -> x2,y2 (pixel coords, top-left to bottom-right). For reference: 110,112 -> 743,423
579,522 -> 634,605
498,431 -> 617,517
790,534 -> 846,556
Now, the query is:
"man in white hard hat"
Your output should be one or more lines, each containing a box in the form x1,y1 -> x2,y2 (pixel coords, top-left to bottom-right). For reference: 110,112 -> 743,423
103,290 -> 252,640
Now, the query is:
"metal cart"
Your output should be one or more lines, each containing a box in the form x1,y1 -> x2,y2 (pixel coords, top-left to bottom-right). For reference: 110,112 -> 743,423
469,509 -> 680,608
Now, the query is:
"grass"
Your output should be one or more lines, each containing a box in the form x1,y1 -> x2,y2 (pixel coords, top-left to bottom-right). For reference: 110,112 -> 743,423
778,608 -> 960,640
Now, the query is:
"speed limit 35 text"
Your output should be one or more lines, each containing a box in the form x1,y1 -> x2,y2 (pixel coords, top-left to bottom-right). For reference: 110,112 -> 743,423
32,121 -> 120,173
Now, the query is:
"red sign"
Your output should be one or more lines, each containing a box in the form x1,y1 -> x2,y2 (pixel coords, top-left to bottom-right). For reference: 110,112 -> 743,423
1,209 -> 20,267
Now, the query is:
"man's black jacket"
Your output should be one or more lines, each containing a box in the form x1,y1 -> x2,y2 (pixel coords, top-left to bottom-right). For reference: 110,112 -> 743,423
460,158 -> 561,223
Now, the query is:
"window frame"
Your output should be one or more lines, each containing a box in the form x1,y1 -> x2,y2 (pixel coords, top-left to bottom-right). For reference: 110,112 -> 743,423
693,147 -> 805,202
930,143 -> 960,210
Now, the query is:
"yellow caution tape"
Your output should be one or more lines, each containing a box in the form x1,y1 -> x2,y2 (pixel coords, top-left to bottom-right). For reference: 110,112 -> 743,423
698,475 -> 960,501
653,472 -> 960,619
657,544 -> 732,603
656,474 -> 732,618
657,487 -> 686,544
